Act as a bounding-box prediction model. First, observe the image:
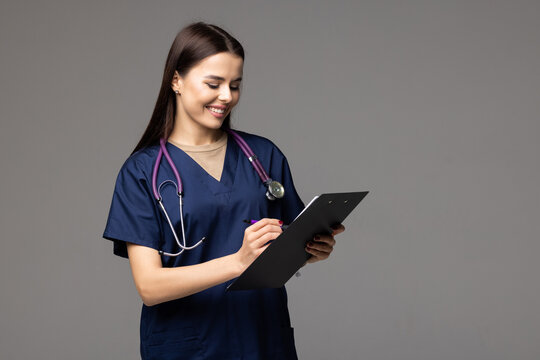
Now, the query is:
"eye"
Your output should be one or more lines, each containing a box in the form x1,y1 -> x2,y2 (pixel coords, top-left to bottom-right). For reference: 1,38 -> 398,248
206,83 -> 241,91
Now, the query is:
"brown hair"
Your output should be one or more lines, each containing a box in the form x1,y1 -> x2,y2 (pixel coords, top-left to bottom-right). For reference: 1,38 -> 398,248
132,22 -> 245,154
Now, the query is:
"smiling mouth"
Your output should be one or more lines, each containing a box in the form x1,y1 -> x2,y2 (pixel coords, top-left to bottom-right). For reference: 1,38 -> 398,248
206,106 -> 226,114
206,106 -> 228,117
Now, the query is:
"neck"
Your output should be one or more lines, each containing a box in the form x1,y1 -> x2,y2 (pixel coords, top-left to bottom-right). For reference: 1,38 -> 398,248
169,128 -> 223,146
169,122 -> 224,147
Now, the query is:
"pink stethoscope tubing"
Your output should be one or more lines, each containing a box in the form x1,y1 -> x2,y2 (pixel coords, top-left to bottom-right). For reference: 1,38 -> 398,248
151,129 -> 284,256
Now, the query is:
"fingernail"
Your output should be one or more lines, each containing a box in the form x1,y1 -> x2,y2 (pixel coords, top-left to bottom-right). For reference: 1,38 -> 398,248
278,220 -> 283,225
314,235 -> 320,240
308,241 -> 314,247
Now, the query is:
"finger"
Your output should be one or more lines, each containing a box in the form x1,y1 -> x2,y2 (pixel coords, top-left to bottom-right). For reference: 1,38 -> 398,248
250,223 -> 282,241
248,218 -> 282,234
331,224 -> 345,236
307,240 -> 334,254
305,246 -> 330,260
255,243 -> 271,256
313,235 -> 336,247
253,231 -> 282,248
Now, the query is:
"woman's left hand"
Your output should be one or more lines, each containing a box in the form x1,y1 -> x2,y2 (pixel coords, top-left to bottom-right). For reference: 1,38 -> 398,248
305,224 -> 345,264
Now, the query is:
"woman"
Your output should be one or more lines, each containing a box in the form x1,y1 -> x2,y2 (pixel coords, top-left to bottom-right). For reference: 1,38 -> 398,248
103,22 -> 345,359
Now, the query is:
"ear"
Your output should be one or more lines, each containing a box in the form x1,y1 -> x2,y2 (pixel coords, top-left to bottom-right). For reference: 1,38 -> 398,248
171,70 -> 183,94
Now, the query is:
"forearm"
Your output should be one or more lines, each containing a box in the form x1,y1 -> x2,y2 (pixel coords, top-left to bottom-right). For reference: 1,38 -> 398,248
130,249 -> 243,306
127,219 -> 284,306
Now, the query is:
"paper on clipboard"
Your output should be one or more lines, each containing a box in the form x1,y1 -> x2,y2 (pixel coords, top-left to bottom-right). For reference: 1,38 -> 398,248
293,195 -> 319,222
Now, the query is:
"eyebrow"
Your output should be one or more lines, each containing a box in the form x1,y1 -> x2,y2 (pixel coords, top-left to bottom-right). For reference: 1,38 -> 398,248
204,75 -> 243,82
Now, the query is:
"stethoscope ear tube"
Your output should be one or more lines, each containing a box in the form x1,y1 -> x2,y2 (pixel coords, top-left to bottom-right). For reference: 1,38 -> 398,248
152,139 -> 184,200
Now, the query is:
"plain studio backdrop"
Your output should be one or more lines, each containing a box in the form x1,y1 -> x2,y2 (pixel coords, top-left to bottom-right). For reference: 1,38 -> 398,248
1,1 -> 539,359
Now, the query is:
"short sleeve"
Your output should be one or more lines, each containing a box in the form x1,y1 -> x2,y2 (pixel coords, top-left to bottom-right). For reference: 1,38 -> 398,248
103,157 -> 162,258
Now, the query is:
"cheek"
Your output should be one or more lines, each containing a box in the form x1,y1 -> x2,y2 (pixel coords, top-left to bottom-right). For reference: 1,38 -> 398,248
186,84 -> 213,105
193,82 -> 209,95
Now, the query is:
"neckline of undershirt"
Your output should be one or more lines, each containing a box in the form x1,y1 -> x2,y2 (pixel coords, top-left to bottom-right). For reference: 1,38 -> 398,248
168,131 -> 228,153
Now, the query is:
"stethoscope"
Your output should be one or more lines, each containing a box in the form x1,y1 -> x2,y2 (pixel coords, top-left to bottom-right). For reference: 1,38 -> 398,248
151,128 -> 285,256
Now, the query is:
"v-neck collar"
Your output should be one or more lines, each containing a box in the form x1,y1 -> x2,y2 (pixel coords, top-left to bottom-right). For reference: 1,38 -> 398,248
165,135 -> 240,195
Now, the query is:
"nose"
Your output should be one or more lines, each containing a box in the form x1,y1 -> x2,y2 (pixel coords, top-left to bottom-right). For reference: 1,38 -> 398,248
218,85 -> 232,103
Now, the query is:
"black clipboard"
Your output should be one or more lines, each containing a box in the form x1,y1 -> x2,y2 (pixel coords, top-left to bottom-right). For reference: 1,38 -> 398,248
227,191 -> 368,291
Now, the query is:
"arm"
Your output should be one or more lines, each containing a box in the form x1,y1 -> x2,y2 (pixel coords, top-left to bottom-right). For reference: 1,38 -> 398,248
127,218 -> 282,306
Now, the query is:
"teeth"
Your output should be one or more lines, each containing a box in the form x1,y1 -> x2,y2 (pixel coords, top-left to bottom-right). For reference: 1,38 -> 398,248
207,107 -> 225,114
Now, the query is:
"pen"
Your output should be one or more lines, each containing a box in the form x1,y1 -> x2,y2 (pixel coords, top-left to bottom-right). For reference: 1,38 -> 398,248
242,219 -> 288,230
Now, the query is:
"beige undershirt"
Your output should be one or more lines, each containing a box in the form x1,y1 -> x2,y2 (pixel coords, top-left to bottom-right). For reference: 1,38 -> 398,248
168,132 -> 228,181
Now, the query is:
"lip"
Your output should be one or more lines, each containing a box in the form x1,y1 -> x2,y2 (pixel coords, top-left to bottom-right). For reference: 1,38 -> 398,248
206,105 -> 227,118
206,104 -> 228,110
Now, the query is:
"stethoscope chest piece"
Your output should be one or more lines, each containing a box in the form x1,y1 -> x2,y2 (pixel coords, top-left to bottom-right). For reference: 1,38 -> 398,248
266,180 -> 285,200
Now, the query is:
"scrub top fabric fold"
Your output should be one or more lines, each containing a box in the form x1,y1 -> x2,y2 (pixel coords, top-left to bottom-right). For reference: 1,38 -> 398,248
103,130 -> 305,360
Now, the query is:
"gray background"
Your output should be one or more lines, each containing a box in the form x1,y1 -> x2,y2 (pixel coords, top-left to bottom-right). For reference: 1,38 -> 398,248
1,0 -> 539,359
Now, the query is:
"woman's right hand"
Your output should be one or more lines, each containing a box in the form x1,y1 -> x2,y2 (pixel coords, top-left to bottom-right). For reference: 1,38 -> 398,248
235,218 -> 283,271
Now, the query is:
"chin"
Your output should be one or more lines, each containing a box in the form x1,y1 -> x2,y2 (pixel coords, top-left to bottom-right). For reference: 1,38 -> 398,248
206,120 -> 224,130
204,117 -> 226,129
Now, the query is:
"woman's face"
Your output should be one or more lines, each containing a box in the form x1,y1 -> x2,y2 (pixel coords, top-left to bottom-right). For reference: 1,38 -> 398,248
172,52 -> 243,133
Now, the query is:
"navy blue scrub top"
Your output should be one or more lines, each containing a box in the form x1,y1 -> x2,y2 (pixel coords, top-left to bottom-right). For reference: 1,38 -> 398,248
103,131 -> 305,360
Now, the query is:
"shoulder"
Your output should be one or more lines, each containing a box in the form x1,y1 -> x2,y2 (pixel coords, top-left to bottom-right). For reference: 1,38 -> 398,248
117,145 -> 160,180
230,129 -> 287,159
